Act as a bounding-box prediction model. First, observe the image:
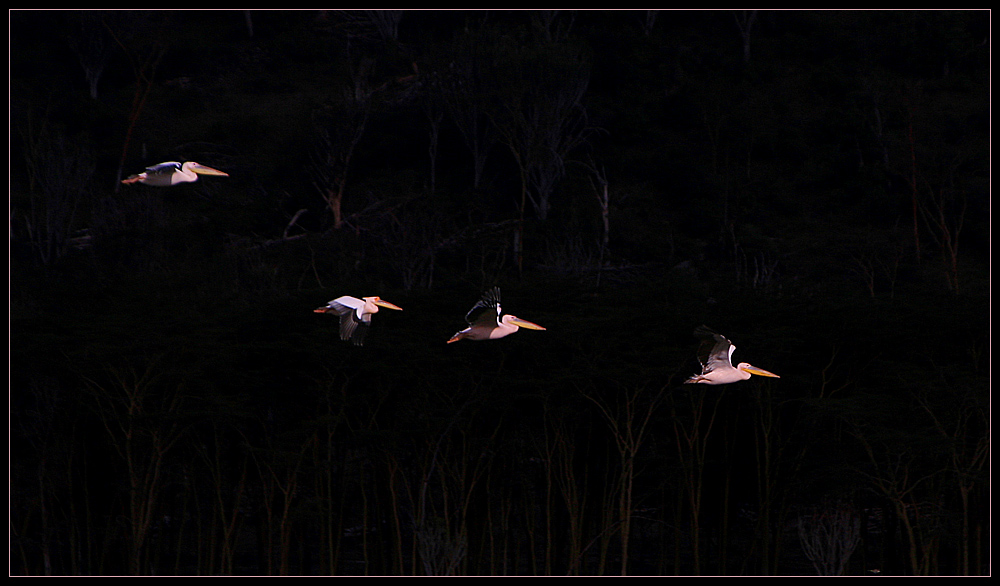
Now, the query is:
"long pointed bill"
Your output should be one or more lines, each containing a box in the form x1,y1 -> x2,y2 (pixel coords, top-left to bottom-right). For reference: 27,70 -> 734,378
744,366 -> 780,378
191,164 -> 229,177
373,300 -> 403,311
510,317 -> 545,331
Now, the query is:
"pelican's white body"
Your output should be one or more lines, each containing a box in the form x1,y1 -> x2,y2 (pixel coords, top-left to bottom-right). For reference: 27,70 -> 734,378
122,161 -> 229,186
447,287 -> 545,343
315,295 -> 402,346
685,327 -> 779,385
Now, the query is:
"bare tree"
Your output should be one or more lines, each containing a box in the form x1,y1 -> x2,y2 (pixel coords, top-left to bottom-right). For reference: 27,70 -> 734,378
797,502 -> 862,575
745,381 -> 809,576
582,381 -> 666,575
915,368 -> 988,576
309,56 -> 375,230
903,87 -> 924,262
334,10 -> 404,44
367,10 -> 403,44
850,229 -> 905,299
490,38 -> 592,222
15,117 -> 94,265
107,12 -> 166,190
734,10 -> 757,64
65,12 -> 113,100
247,434 -> 311,575
851,432 -> 945,575
308,30 -> 418,231
436,29 -> 501,191
416,69 -> 446,194
640,11 -> 658,36
918,175 -> 967,294
573,156 -> 612,291
538,408 -> 590,575
669,385 -> 723,575
84,358 -> 189,575
531,10 -> 576,43
414,516 -> 467,576
194,424 -> 250,574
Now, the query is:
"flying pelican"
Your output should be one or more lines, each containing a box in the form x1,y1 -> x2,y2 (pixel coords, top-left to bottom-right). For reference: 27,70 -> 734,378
314,296 -> 402,346
121,161 -> 229,186
447,287 -> 545,343
684,326 -> 780,385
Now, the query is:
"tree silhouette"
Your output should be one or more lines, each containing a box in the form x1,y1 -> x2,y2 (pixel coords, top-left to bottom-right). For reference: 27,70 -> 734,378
488,30 -> 593,223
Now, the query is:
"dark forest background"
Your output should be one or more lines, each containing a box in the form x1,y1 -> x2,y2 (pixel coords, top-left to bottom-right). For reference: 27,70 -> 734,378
9,10 -> 989,576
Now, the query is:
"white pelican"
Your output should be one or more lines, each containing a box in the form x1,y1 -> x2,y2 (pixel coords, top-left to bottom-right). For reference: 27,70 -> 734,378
447,287 -> 546,343
121,161 -> 229,186
314,296 -> 402,346
684,326 -> 780,385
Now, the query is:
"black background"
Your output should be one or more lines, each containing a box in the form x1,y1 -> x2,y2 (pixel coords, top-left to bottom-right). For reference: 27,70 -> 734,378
10,10 -> 989,576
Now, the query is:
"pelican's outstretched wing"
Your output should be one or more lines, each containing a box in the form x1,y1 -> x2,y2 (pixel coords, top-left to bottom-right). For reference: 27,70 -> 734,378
693,325 -> 735,375
145,161 -> 184,176
686,326 -> 779,384
319,296 -> 369,346
464,287 -> 502,328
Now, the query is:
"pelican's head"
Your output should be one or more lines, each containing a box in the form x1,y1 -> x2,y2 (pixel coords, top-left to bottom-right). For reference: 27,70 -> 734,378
187,162 -> 229,177
365,297 -> 403,312
502,315 -> 546,331
737,363 -> 780,378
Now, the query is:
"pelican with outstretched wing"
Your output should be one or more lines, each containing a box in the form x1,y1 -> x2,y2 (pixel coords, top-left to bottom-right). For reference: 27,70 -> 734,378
447,287 -> 545,343
122,161 -> 229,186
314,296 -> 402,346
684,326 -> 779,384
